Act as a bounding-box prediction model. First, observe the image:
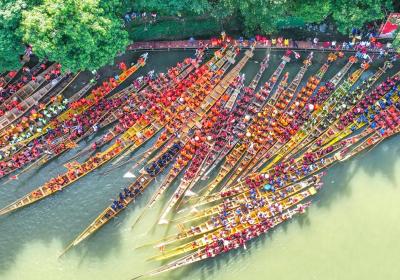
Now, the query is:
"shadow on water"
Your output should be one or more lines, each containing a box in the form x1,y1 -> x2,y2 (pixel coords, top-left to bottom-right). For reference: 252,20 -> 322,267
314,133 -> 400,211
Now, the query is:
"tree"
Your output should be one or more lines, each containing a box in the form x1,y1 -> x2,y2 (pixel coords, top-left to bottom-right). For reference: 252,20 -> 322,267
129,0 -> 211,16
290,0 -> 332,24
0,0 -> 28,71
21,0 -> 129,72
331,0 -> 392,34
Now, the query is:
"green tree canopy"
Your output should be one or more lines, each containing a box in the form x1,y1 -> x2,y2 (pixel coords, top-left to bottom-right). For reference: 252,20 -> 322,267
129,0 -> 211,16
393,31 -> 400,53
21,0 -> 129,72
0,0 -> 29,71
0,0 -> 396,72
331,0 -> 392,34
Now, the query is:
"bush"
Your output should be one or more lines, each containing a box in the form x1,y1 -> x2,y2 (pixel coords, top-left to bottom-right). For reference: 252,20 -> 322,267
128,17 -> 223,41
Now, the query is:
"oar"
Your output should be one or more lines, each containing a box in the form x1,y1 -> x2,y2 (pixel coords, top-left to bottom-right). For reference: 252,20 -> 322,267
58,242 -> 75,259
62,146 -> 91,163
130,275 -> 144,280
130,207 -> 148,231
100,148 -> 153,176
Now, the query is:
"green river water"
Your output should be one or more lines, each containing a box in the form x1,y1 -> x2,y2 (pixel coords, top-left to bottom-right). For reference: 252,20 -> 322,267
0,50 -> 399,280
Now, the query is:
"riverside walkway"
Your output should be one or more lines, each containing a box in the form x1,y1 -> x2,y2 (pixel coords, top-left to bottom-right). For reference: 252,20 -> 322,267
128,39 -> 395,54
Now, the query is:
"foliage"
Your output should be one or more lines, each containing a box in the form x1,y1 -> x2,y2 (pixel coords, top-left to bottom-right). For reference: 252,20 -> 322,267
0,0 -> 29,71
393,31 -> 400,53
129,17 -> 222,41
0,0 -> 396,72
21,0 -> 129,72
331,0 -> 392,34
128,0 -> 211,16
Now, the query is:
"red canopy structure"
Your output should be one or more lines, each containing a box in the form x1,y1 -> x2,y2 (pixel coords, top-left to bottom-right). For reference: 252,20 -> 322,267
378,13 -> 400,38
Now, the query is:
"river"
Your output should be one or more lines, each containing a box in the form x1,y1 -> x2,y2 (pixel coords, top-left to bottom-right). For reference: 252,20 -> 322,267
0,49 -> 399,280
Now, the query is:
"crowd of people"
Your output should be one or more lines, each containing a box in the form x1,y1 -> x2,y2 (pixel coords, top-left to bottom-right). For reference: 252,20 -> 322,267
124,11 -> 157,23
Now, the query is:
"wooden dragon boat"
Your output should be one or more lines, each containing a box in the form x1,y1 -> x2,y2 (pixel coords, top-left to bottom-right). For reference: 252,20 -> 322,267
281,63 -> 387,160
194,100 -> 400,209
0,61 -> 52,107
217,100 -> 400,198
0,44 -> 222,197
198,51 -> 289,181
153,175 -> 322,248
197,52 -> 313,199
0,48 -> 232,215
242,53 -> 340,176
151,185 -> 319,261
19,54 -> 148,144
155,78 -> 248,224
310,67 -> 399,149
217,53 -> 315,191
127,75 -> 251,229
193,53 -> 292,201
155,49 -> 266,224
0,71 -> 158,179
110,45 -> 234,165
255,57 -> 364,172
134,202 -> 312,279
0,72 -> 156,181
0,64 -> 60,132
57,46 -> 250,254
0,72 -> 79,150
58,141 -> 184,257
73,52 -> 207,161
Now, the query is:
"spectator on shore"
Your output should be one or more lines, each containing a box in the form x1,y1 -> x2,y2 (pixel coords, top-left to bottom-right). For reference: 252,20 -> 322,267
313,37 -> 319,47
322,41 -> 330,48
124,13 -> 131,22
331,40 -> 336,49
284,38 -> 289,47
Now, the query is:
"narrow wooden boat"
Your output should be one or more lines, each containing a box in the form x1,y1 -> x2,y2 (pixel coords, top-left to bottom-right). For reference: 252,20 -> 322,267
76,53 -> 206,159
0,64 -> 60,132
258,58 -> 365,172
196,102 -> 400,208
311,68 -> 399,149
111,45 -> 235,165
156,49 -> 258,224
0,61 -> 52,108
59,141 -> 184,257
199,52 -> 289,180
0,72 -> 79,151
242,53 -> 340,176
155,175 -> 322,248
282,63 -> 389,160
0,72 -> 156,179
58,46 -> 250,253
20,54 -> 148,143
135,202 -> 312,278
0,46 -> 229,212
195,53 -> 292,200
218,53 -> 314,190
151,185 -> 319,261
